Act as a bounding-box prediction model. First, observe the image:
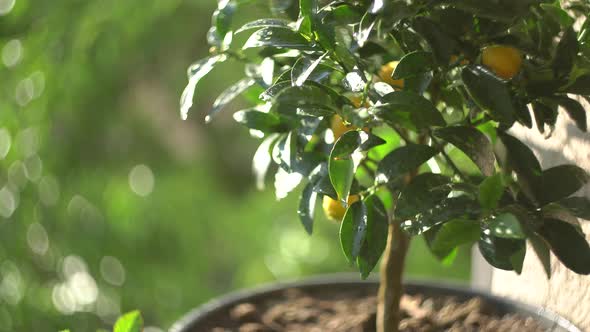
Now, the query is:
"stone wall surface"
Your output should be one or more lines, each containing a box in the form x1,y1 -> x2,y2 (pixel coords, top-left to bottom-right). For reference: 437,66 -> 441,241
490,97 -> 590,330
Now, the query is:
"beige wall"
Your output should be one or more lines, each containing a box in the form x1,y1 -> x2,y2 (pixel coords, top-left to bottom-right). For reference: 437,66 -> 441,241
489,97 -> 590,330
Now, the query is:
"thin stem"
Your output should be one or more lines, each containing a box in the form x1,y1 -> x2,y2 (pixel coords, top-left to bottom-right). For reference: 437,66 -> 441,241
377,223 -> 410,332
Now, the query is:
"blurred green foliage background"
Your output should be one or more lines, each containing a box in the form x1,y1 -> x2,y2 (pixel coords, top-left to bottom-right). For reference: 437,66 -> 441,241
0,1 -> 470,331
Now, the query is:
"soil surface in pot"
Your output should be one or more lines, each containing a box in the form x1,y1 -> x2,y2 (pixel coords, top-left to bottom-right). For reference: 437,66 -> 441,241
201,285 -> 544,331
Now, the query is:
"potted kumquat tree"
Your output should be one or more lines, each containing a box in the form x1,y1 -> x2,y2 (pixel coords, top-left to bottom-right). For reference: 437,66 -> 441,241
173,0 -> 590,331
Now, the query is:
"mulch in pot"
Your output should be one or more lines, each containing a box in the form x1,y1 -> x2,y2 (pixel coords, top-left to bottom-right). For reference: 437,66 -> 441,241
199,285 -> 544,331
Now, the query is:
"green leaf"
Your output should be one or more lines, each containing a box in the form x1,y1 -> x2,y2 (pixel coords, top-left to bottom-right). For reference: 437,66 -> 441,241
552,27 -> 578,78
253,134 -> 281,190
180,54 -> 227,120
557,196 -> 590,220
298,182 -> 317,235
400,196 -> 480,235
233,109 -> 288,133
510,245 -> 526,274
329,131 -> 361,202
291,52 -> 329,87
114,310 -> 143,332
357,195 -> 389,279
434,126 -> 496,176
564,74 -> 590,95
494,132 -> 542,204
272,82 -> 339,116
412,17 -> 457,65
298,0 -> 316,37
375,144 -> 438,185
209,0 -> 237,49
360,133 -> 387,151
340,201 -> 367,263
207,79 -> 257,123
531,100 -> 557,134
540,3 -> 575,27
529,232 -> 552,279
395,173 -> 451,220
243,27 -> 314,51
374,91 -> 446,130
392,51 -> 434,79
236,19 -> 291,34
539,218 -> 590,275
426,219 -> 480,259
479,230 -> 527,271
551,96 -> 587,132
462,65 -> 516,126
537,165 -> 589,206
489,213 -> 526,239
478,174 -> 505,210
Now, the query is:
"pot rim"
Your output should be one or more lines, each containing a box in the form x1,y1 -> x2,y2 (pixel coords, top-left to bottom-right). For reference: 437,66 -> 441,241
169,273 -> 581,332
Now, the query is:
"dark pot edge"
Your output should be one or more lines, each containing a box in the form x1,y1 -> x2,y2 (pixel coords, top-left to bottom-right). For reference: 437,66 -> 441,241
169,273 -> 582,332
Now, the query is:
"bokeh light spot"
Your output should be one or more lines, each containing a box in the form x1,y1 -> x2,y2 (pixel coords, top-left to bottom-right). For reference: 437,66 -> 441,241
100,256 -> 126,286
0,261 -> 24,305
38,175 -> 60,206
15,77 -> 34,106
24,155 -> 43,182
27,222 -> 49,255
1,39 -> 21,67
0,187 -> 17,218
0,0 -> 15,16
129,164 -> 154,197
0,128 -> 11,159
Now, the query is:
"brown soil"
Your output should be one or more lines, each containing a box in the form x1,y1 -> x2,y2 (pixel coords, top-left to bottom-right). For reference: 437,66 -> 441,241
202,286 -> 545,332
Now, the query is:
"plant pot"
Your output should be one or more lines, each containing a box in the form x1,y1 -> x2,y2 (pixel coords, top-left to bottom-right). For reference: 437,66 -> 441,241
170,273 -> 581,332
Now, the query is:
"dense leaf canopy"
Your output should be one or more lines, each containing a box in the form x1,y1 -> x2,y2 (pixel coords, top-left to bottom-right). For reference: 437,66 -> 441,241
186,0 -> 590,278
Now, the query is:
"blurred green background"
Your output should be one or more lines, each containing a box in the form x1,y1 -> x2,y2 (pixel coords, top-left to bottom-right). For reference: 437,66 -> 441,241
0,1 -> 470,331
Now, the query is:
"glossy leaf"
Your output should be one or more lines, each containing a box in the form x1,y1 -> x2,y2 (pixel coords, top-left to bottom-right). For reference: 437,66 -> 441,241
564,74 -> 590,95
479,230 -> 527,271
329,131 -> 361,202
298,182 -> 317,234
375,91 -> 445,130
208,79 -> 257,123
180,54 -> 227,120
395,173 -> 451,220
529,232 -> 552,279
426,219 -> 479,259
539,218 -> 590,275
243,27 -> 314,51
253,134 -> 280,190
552,27 -> 578,78
376,144 -> 438,185
291,52 -> 329,87
340,201 -> 367,263
494,132 -> 542,204
360,133 -> 387,151
413,17 -> 456,64
557,196 -> 590,220
488,213 -> 526,239
236,19 -> 292,33
114,311 -> 143,332
401,196 -> 480,235
478,174 -> 505,210
434,126 -> 495,176
233,109 -> 290,133
273,83 -> 338,116
552,96 -> 587,132
538,165 -> 589,206
357,195 -> 389,278
392,51 -> 434,79
462,66 -> 516,126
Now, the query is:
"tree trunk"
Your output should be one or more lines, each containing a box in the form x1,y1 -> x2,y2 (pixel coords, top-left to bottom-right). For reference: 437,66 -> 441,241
376,222 -> 411,332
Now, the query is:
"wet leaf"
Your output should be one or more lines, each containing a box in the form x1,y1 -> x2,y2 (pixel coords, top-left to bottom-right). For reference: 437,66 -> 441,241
434,126 -> 495,176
